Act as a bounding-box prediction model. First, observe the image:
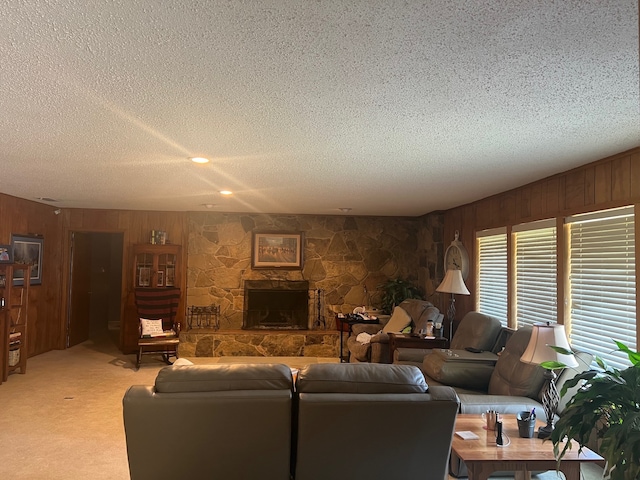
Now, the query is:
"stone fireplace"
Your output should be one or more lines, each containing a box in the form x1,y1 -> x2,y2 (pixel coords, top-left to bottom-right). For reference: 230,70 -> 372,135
243,280 -> 310,330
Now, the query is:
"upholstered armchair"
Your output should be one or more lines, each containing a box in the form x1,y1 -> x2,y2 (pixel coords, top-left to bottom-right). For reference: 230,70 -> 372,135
346,299 -> 441,363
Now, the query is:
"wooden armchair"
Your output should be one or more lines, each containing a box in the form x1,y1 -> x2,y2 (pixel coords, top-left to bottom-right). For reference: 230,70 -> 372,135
134,288 -> 181,369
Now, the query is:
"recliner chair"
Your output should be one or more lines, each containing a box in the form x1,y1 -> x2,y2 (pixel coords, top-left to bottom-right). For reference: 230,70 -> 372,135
393,311 -> 503,366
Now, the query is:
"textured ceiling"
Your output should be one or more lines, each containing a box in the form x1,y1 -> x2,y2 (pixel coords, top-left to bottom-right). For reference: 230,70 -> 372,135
1,1 -> 638,217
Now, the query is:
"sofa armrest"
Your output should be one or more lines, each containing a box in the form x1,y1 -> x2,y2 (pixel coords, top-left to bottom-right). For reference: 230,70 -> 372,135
370,331 -> 390,344
427,385 -> 460,403
350,323 -> 382,336
423,349 -> 498,391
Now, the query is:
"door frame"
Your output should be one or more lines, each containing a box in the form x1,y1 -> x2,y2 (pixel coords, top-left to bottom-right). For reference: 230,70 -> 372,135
65,229 -> 126,349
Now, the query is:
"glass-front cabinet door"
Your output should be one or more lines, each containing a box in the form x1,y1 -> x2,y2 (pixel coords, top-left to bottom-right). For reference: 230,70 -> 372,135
133,245 -> 181,289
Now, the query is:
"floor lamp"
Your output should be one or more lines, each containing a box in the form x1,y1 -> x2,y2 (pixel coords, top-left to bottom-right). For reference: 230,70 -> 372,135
436,269 -> 470,341
520,322 -> 578,438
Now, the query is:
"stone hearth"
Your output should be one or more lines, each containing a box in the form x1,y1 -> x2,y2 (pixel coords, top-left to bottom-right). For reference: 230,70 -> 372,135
179,330 -> 339,358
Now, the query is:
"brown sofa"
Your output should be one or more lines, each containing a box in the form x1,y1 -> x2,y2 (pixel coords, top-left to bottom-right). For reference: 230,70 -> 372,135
346,299 -> 441,363
123,362 -> 460,480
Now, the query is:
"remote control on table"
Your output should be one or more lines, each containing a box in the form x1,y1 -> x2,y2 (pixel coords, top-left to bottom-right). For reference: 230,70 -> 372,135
465,347 -> 483,353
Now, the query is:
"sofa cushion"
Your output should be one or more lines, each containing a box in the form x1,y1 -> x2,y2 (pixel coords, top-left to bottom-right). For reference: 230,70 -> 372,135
487,326 -> 546,399
382,305 -> 412,333
296,363 -> 428,394
154,364 -> 294,393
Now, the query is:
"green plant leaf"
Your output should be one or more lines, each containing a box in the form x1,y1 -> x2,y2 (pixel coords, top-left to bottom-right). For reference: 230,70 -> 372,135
540,360 -> 566,370
551,339 -> 640,480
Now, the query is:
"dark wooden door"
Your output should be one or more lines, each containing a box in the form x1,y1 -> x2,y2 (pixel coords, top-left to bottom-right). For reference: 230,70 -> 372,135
68,232 -> 92,347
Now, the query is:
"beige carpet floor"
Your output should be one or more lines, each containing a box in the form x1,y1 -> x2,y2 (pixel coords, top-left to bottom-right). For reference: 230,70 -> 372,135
0,332 -> 603,480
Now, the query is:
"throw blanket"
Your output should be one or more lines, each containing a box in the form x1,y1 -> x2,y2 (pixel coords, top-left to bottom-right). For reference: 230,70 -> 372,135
135,288 -> 181,330
356,332 -> 373,344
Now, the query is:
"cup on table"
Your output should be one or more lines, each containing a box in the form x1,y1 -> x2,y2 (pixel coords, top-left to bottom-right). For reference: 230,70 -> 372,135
517,410 -> 536,438
482,410 -> 498,430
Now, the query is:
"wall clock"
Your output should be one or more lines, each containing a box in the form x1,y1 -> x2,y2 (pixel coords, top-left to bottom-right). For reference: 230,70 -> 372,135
444,230 -> 469,280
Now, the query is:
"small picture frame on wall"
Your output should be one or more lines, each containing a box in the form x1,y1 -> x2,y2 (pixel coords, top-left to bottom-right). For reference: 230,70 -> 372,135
0,244 -> 13,263
252,232 -> 304,269
11,234 -> 43,285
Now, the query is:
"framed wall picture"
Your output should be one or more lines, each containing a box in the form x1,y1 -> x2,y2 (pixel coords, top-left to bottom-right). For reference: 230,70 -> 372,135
11,235 -> 43,285
0,244 -> 13,263
252,232 -> 304,269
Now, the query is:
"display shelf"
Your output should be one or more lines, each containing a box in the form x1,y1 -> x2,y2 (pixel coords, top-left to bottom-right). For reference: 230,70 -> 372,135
0,264 -> 31,383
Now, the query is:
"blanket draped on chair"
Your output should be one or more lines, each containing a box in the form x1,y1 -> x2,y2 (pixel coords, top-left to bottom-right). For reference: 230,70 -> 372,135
134,288 -> 181,330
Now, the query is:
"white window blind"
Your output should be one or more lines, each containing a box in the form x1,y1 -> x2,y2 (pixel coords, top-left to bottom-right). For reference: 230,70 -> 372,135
477,228 -> 508,326
567,206 -> 636,370
514,220 -> 557,329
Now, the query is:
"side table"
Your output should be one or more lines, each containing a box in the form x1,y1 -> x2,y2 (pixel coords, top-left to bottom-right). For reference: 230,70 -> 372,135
388,333 -> 449,363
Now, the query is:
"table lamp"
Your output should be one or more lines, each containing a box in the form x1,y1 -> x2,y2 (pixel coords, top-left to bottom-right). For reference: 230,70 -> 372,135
520,322 -> 578,439
436,269 -> 470,341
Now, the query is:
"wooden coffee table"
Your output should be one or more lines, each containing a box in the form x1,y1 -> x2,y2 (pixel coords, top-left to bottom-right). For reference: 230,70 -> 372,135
452,414 -> 602,480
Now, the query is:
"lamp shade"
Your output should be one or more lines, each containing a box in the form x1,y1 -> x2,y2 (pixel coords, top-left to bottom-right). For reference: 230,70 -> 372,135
436,269 -> 470,295
520,323 -> 579,368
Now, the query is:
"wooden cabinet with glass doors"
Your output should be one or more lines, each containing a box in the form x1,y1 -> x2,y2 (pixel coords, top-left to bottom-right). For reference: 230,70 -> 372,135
133,244 -> 181,289
125,244 -> 182,353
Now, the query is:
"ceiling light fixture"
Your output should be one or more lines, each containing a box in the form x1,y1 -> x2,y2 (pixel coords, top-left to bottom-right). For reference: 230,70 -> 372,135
338,208 -> 352,212
190,157 -> 210,164
220,190 -> 233,195
202,204 -> 216,209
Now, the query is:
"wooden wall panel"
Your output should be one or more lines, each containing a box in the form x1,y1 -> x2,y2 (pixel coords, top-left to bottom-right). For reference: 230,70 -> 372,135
63,209 -> 189,353
631,151 -> 640,198
594,162 -> 612,204
0,194 -> 65,357
443,146 -> 640,322
611,155 -> 631,201
565,170 -> 586,211
584,166 -> 596,206
545,178 -> 561,214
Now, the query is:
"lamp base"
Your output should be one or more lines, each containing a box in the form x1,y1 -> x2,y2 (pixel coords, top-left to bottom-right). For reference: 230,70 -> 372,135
537,424 -> 553,439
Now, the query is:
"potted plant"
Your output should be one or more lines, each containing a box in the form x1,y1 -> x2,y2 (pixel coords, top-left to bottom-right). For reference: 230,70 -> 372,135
548,340 -> 640,480
378,278 -> 424,314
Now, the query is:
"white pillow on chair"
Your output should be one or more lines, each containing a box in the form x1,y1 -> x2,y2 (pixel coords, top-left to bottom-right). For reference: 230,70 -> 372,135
140,318 -> 165,337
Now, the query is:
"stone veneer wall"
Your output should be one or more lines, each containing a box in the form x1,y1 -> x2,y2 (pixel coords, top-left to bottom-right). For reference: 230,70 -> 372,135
187,212 -> 443,330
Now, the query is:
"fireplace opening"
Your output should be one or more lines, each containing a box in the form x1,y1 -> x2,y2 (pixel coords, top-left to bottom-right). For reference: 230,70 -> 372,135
243,280 -> 309,330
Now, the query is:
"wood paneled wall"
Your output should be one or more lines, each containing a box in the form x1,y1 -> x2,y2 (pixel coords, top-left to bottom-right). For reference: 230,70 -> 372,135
443,147 -> 640,322
61,209 -> 189,352
0,195 -> 64,356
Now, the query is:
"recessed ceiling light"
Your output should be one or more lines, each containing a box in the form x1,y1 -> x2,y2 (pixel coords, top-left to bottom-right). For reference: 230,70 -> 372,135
220,190 -> 233,195
202,204 -> 216,209
190,157 -> 209,164
338,207 -> 352,212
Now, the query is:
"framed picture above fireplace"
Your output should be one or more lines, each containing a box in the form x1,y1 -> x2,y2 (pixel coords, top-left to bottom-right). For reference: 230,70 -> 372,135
252,232 -> 304,269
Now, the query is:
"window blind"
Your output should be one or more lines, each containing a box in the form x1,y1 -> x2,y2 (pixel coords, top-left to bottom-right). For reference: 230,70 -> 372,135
567,207 -> 636,370
514,221 -> 557,330
477,228 -> 508,326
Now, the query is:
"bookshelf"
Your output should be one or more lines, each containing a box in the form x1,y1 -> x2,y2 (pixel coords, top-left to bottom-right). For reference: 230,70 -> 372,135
0,264 -> 31,383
